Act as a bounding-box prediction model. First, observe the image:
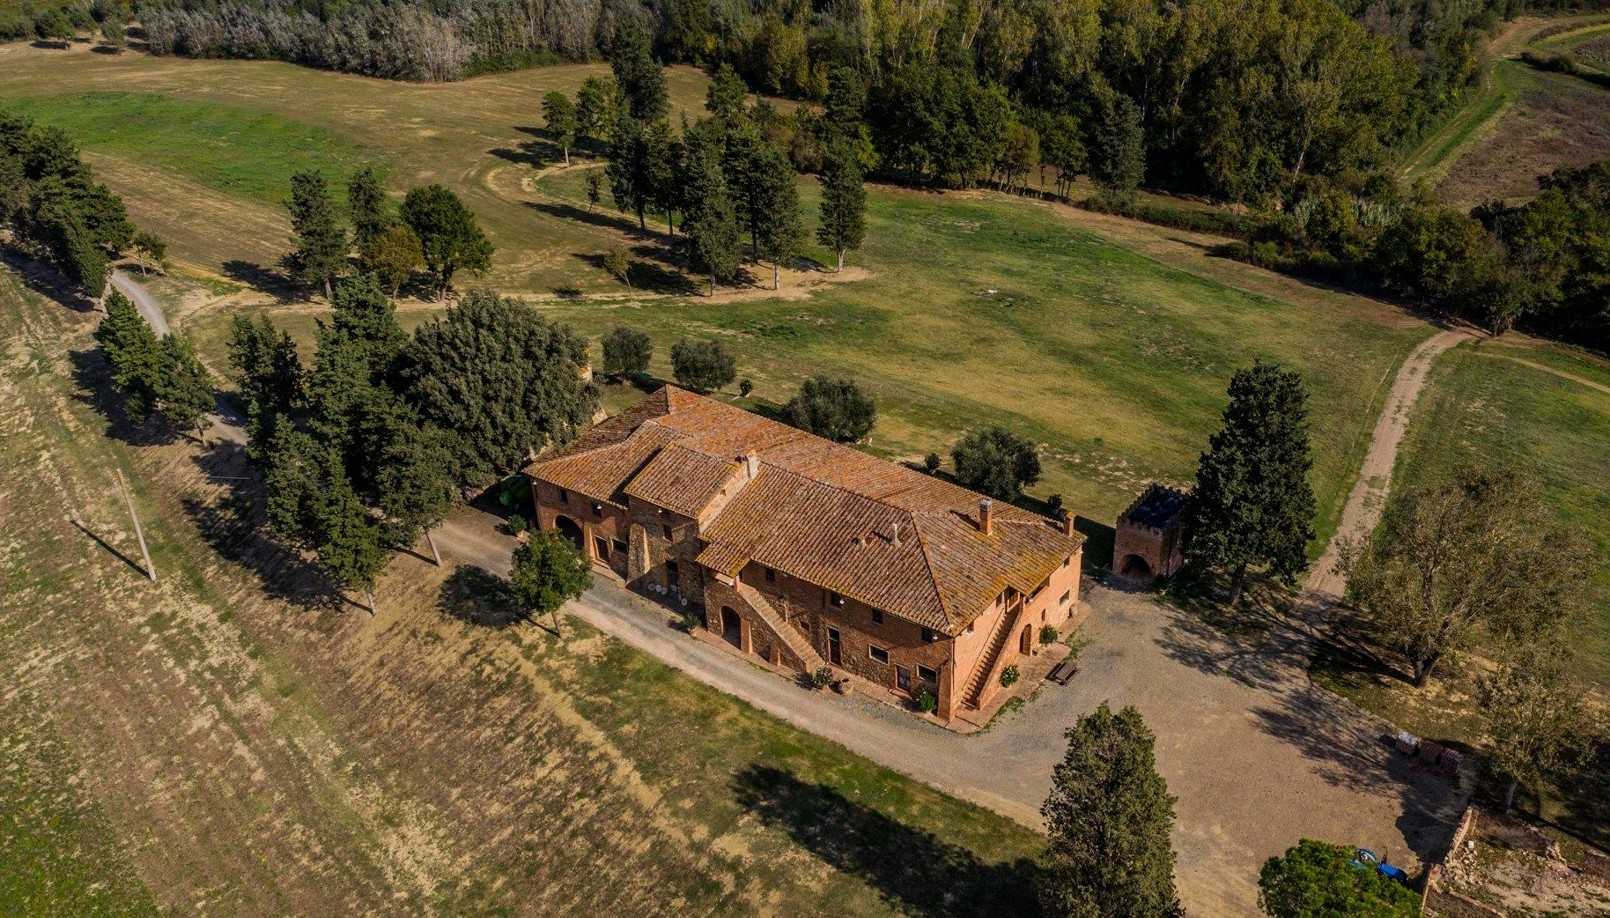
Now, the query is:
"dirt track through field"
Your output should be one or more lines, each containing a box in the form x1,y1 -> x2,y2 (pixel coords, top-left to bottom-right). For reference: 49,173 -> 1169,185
1306,328 -> 1474,597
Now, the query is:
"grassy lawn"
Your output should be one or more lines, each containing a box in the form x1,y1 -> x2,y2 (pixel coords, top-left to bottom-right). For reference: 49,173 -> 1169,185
2,92 -> 375,207
4,44 -> 1429,548
1,265 -> 1043,913
1391,340 -> 1610,686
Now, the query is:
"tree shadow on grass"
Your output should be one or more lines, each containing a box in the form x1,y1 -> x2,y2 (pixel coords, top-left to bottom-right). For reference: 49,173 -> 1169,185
1,248 -> 99,313
573,248 -> 699,295
68,346 -> 192,448
730,764 -> 1044,917
438,565 -> 525,628
180,439 -> 344,610
221,259 -> 300,303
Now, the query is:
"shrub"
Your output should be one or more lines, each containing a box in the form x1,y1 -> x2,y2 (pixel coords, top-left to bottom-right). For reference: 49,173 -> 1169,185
952,426 -> 1040,500
781,375 -> 876,442
601,326 -> 652,379
1040,625 -> 1058,644
1047,493 -> 1064,515
915,688 -> 938,713
999,665 -> 1020,687
739,377 -> 753,397
810,666 -> 833,689
506,514 -> 528,535
602,246 -> 630,284
923,452 -> 941,474
670,338 -> 737,392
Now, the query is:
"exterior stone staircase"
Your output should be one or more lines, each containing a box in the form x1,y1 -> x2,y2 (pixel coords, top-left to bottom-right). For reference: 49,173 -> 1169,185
961,601 -> 1022,710
734,581 -> 826,673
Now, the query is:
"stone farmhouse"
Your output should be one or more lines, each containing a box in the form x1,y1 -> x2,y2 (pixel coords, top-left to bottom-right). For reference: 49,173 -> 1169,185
526,386 -> 1085,723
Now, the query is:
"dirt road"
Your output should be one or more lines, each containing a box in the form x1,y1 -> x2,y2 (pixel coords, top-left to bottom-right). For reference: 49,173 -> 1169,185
1306,328 -> 1474,597
109,268 -> 170,337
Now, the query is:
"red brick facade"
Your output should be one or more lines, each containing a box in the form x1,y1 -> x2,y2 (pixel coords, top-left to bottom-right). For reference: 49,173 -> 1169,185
526,387 -> 1087,724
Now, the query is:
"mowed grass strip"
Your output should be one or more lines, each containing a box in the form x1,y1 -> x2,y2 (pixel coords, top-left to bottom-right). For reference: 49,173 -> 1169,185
1,91 -> 375,207
1393,340 -> 1610,687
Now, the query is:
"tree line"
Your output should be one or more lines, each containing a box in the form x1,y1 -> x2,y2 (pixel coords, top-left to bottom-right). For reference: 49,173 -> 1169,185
140,0 -> 1602,203
586,29 -> 866,293
1,110 -> 163,298
5,0 -> 132,45
1239,159 -> 1610,349
227,275 -> 596,612
282,165 -> 492,301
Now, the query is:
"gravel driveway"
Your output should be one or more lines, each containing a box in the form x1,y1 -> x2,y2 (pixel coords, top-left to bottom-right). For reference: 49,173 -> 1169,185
434,506 -> 1466,916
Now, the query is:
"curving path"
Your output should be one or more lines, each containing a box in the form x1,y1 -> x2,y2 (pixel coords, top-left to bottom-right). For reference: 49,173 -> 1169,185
1305,328 -> 1474,598
109,268 -> 170,338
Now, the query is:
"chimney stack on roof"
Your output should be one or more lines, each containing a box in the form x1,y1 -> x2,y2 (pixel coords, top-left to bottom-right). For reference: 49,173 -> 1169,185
739,453 -> 760,479
979,498 -> 993,536
1061,511 -> 1075,537
891,520 -> 901,545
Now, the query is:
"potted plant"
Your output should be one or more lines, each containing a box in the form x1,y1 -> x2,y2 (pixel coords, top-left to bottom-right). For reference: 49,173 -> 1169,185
832,677 -> 850,695
507,514 -> 529,541
999,665 -> 1020,688
810,666 -> 833,691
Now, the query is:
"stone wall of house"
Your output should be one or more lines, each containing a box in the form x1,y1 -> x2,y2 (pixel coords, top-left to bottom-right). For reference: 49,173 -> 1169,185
532,479 -> 630,575
701,575 -> 808,672
734,562 -> 956,718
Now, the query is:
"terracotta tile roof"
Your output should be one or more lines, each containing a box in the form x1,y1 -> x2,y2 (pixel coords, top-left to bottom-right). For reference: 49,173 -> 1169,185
527,386 -> 1083,634
623,445 -> 741,518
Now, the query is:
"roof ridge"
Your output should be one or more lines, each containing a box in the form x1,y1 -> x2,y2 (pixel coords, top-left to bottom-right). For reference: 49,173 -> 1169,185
908,519 -> 953,629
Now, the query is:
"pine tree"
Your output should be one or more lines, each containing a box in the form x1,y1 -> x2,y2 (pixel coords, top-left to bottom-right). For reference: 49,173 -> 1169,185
226,314 -> 303,459
375,419 -> 458,565
93,291 -> 162,421
1092,93 -> 1144,201
608,21 -> 669,122
1259,840 -> 1418,917
1184,360 -> 1316,606
347,164 -> 388,251
681,139 -> 740,295
155,333 -> 215,442
541,91 -> 577,164
751,143 -> 804,289
1042,703 -> 1180,918
285,170 -> 347,298
263,426 -> 387,614
605,115 -> 652,229
705,63 -> 748,125
400,184 -> 493,299
817,142 -> 867,272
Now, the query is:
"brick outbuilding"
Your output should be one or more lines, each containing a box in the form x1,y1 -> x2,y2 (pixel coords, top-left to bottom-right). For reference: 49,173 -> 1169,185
1113,483 -> 1189,585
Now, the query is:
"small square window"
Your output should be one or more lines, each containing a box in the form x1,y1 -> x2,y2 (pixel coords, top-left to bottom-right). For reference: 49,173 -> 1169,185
613,539 -> 627,555
870,609 -> 883,625
1059,590 -> 1071,606
765,567 -> 776,583
663,525 -> 674,540
558,488 -> 569,504
921,628 -> 936,643
829,592 -> 845,608
918,664 -> 938,684
868,645 -> 889,664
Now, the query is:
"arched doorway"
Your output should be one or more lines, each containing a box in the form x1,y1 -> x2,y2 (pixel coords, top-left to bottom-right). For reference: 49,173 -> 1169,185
720,607 -> 743,649
1019,624 -> 1032,655
555,515 -> 584,552
1120,554 -> 1152,578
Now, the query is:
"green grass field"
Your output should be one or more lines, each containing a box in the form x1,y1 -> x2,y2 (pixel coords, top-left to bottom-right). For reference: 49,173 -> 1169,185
3,92 -> 374,207
1391,340 -> 1610,687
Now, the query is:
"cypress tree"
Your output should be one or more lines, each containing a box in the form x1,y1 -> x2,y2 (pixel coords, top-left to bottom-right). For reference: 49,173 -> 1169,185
682,137 -> 740,295
285,170 -> 347,298
155,333 -> 216,442
817,142 -> 867,272
347,165 -> 388,251
609,21 -> 669,122
1183,360 -> 1316,605
751,143 -> 804,289
93,291 -> 162,421
1042,703 -> 1180,917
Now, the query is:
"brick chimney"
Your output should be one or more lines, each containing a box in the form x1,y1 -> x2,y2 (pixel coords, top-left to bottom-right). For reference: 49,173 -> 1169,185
978,498 -> 993,535
738,453 -> 760,479
891,520 -> 901,546
1061,511 -> 1075,537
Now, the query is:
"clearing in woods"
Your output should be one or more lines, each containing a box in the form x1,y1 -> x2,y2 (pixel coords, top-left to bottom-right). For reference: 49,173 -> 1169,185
0,267 -> 1044,913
